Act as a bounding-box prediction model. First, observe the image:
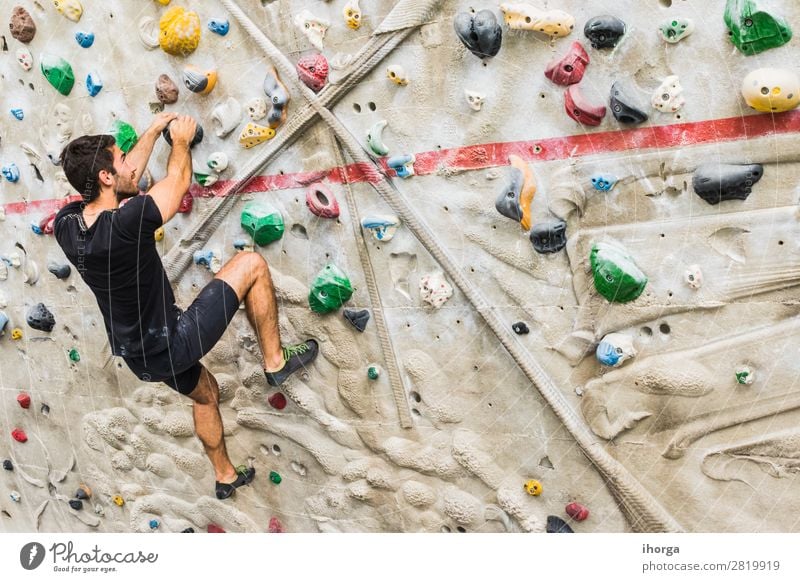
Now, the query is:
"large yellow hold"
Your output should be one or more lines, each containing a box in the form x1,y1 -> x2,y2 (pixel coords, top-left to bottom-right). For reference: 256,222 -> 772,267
159,6 -> 201,57
53,0 -> 83,22
239,123 -> 276,148
741,68 -> 800,113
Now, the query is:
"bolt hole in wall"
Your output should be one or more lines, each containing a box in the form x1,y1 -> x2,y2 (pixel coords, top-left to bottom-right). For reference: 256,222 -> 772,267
641,326 -> 653,338
659,323 -> 671,334
272,444 -> 281,455
659,0 -> 672,7
410,391 -> 421,403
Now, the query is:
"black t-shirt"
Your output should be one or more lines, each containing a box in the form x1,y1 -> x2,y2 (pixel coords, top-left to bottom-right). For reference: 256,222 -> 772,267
54,194 -> 182,358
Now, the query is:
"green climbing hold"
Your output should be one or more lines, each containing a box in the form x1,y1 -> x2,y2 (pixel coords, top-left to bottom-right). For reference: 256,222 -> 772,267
68,348 -> 80,362
308,263 -> 353,314
241,202 -> 284,246
269,470 -> 282,484
111,120 -> 138,154
40,54 -> 75,96
724,0 -> 792,55
590,242 -> 647,303
367,365 -> 380,380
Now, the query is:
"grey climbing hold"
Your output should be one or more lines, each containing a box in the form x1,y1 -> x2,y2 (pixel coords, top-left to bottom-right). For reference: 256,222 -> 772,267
530,220 -> 567,254
692,163 -> 763,205
343,309 -> 370,332
495,166 -> 524,222
609,81 -> 648,124
68,499 -> 83,511
26,303 -> 55,332
546,515 -> 574,533
0,311 -> 8,334
454,10 -> 502,59
584,15 -> 626,49
162,122 -> 203,148
512,321 -> 529,335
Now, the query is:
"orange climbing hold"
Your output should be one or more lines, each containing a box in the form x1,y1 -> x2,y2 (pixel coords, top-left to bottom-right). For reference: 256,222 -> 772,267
509,155 -> 536,231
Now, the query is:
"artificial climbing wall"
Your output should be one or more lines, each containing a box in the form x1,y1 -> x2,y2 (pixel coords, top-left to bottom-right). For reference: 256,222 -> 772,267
2,0 -> 800,533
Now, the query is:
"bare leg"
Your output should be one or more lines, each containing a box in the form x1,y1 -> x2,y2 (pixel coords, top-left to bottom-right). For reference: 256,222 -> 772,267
187,365 -> 237,483
214,251 -> 283,371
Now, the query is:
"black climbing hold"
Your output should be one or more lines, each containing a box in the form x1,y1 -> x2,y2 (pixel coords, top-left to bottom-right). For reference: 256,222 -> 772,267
2,459 -> 12,471
26,303 -> 55,332
512,321 -> 530,335
546,515 -> 574,533
182,528 -> 195,533
41,403 -> 50,416
343,309 -> 370,332
48,262 -> 71,279
692,163 -> 763,205
609,81 -> 648,124
584,15 -> 626,49
495,166 -> 523,222
454,10 -> 502,59
162,122 -> 204,149
68,499 -> 83,511
530,220 -> 567,254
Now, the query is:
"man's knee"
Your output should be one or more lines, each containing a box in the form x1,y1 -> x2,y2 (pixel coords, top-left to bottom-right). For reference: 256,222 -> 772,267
188,369 -> 219,405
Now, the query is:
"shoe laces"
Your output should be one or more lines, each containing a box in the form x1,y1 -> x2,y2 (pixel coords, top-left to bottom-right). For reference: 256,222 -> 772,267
282,342 -> 310,361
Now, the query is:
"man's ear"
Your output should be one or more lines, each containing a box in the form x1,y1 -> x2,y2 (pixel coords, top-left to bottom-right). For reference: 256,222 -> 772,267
98,169 -> 114,187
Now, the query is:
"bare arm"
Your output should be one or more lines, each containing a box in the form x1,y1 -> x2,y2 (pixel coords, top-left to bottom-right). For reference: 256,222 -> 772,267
124,112 -> 176,185
147,115 -> 197,224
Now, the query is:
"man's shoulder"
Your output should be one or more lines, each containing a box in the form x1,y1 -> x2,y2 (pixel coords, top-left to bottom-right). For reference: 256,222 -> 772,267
54,201 -> 83,224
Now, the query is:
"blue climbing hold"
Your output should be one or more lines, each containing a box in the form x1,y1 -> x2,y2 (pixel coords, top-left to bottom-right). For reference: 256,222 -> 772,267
31,223 -> 43,235
86,71 -> 103,97
2,163 -> 20,183
208,18 -> 230,36
149,519 -> 159,529
75,31 -> 94,48
0,311 -> 8,335
10,108 -> 23,120
590,174 -> 618,191
387,154 -> 415,178
193,250 -> 215,269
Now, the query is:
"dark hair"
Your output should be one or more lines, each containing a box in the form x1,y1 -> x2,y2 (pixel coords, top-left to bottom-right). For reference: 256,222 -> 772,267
59,135 -> 117,204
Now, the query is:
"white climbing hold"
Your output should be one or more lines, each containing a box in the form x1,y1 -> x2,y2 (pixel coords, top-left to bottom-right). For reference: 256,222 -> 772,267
651,75 -> 685,113
138,16 -> 160,50
419,272 -> 453,308
684,264 -> 703,289
465,89 -> 485,111
294,10 -> 329,51
361,215 -> 400,241
211,97 -> 242,138
16,47 -> 33,71
207,152 -> 229,173
246,97 -> 268,122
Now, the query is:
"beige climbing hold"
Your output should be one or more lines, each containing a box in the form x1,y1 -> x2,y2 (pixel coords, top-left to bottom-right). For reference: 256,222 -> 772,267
499,3 -> 575,37
16,48 -> 33,71
465,89 -> 485,111
159,6 -> 201,56
387,64 -> 409,86
419,272 -> 453,308
294,9 -> 329,50
741,68 -> 800,113
211,97 -> 242,137
651,75 -> 685,113
684,264 -> 702,289
53,0 -> 83,23
246,97 -> 267,121
138,16 -> 160,50
343,0 -> 362,30
239,123 -> 275,148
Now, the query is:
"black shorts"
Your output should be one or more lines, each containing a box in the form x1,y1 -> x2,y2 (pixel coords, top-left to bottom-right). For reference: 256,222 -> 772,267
123,278 -> 240,394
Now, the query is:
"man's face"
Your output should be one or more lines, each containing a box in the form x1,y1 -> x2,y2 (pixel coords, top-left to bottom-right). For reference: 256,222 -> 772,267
110,145 -> 138,201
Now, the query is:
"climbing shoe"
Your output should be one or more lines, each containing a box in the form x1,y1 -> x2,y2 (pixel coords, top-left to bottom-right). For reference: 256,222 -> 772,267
264,339 -> 319,387
215,465 -> 256,500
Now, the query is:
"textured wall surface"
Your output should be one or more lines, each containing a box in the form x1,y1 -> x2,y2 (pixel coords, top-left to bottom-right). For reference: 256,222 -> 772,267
1,0 -> 800,533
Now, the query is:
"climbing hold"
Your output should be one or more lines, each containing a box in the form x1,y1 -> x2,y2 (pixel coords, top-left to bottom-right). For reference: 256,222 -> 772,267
268,392 -> 287,410
651,75 -> 685,113
238,122 -> 276,148
68,499 -> 83,511
499,4 -> 575,37
11,328 -> 23,340
159,6 -> 201,56
595,332 -> 637,367
530,220 -> 567,254
565,84 -> 607,126
2,163 -> 20,183
154,227 -> 164,242
208,18 -> 229,36
584,15 -> 626,49
155,0 -> 171,4
182,65 -> 217,95
10,491 -> 21,502
149,519 -> 159,529
419,272 -> 453,308
269,471 -> 282,485
387,154 -> 416,179
590,241 -> 648,303
112,495 -> 124,506
659,18 -> 694,44
48,262 -> 71,279
735,365 -> 754,385
68,348 -> 80,362
193,249 -> 221,273
609,81 -> 648,124
692,163 -> 763,204
386,65 -> 409,86
724,0 -> 792,55
565,502 -> 590,521
268,517 -> 285,533
464,90 -> 485,111
16,48 -> 33,71
11,428 -> 27,443
139,170 -> 154,193
246,97 -> 268,121
545,41 -> 589,86
305,183 -> 340,219
74,31 -> 94,48
296,53 -> 329,93
178,193 -> 193,214
361,215 -> 400,241
10,108 -> 24,121
40,54 -> 75,96
207,524 -> 226,533
207,152 -> 229,173
75,484 -> 91,499
86,71 -> 103,97
9,6 -> 36,43
294,10 -> 329,51
684,265 -> 702,289
53,0 -> 82,22
181,528 -> 194,533
263,68 -> 290,129
741,68 -> 800,113
512,321 -> 529,335
17,393 -> 31,409
155,74 -> 179,104
211,97 -> 241,137
138,16 -> 160,50
546,515 -> 574,533
343,0 -> 362,30
2,460 -> 12,471
453,10 -> 502,59
38,213 -> 57,236
0,312 -> 7,335
366,120 -> 390,156
241,202 -> 284,245
591,174 -> 617,191
111,120 -> 138,154
162,121 -> 203,148
232,239 -> 252,252
367,365 -> 380,380
343,309 -> 370,332
523,479 -> 542,496
495,155 -> 535,230
27,303 -> 55,332
309,263 -> 354,313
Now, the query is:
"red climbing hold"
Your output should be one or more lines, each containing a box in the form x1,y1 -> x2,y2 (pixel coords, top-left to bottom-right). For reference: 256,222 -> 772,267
17,393 -> 31,409
12,428 -> 28,443
178,192 -> 193,214
207,523 -> 226,533
39,212 -> 57,235
305,183 -> 340,219
268,517 -> 285,533
565,502 -> 590,521
268,392 -> 287,410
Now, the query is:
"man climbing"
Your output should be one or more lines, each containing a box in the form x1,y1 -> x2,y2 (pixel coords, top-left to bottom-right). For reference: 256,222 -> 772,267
54,113 -> 319,499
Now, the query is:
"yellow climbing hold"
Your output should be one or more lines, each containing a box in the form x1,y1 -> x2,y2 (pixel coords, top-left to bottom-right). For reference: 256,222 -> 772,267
159,6 -> 201,57
523,479 -> 543,496
112,495 -> 124,506
11,328 -> 23,340
239,123 -> 276,149
154,226 -> 164,242
156,0 -> 171,4
343,0 -> 362,30
53,0 -> 83,22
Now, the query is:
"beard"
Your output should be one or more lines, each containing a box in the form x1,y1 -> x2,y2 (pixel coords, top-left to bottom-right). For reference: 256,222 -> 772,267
114,177 -> 139,202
